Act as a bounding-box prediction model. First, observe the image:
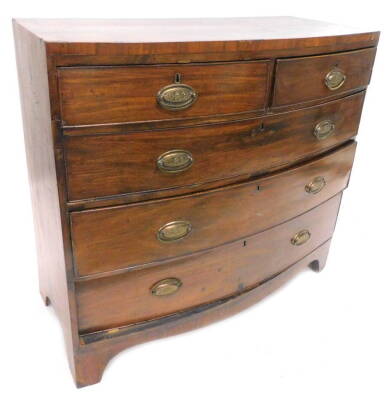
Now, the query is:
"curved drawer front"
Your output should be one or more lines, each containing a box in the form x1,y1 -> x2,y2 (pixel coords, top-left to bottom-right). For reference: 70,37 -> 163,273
58,61 -> 270,126
76,194 -> 341,333
71,142 -> 356,277
65,92 -> 363,201
272,47 -> 376,108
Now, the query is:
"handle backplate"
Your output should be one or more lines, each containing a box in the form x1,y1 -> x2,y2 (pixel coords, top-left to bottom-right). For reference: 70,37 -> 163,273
325,68 -> 346,91
157,220 -> 192,242
151,278 -> 182,296
305,176 -> 326,194
157,83 -> 197,111
157,149 -> 193,174
291,229 -> 311,246
314,120 -> 335,140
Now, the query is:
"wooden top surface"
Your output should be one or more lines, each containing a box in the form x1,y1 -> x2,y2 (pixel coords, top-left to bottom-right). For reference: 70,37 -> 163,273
13,17 -> 379,58
14,17 -> 378,43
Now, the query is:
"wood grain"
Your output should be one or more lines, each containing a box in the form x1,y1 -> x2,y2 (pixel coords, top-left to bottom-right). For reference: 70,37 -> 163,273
72,239 -> 331,386
15,17 -> 379,59
58,61 -> 271,126
65,92 -> 364,201
71,143 -> 355,277
13,21 -> 79,377
13,17 -> 378,388
272,48 -> 376,108
76,195 -> 341,332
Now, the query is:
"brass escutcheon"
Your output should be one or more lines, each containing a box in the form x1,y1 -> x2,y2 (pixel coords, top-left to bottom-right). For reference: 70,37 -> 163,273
291,229 -> 311,246
325,68 -> 346,91
151,278 -> 182,296
157,83 -> 197,110
314,120 -> 335,140
157,149 -> 193,174
305,176 -> 326,194
157,220 -> 192,242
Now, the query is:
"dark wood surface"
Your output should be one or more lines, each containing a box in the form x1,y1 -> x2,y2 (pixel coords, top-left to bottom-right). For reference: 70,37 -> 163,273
15,17 -> 379,59
76,194 -> 341,332
13,21 -> 80,380
272,48 -> 376,108
71,143 -> 355,277
13,17 -> 378,388
65,93 -> 363,201
14,17 -> 378,43
58,61 -> 271,126
75,239 -> 333,387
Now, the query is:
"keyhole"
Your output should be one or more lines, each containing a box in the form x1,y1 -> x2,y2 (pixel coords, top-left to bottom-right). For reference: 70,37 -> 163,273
174,73 -> 182,83
251,122 -> 265,137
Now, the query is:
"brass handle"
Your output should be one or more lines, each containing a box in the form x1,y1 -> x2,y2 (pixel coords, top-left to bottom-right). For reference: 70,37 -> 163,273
291,229 -> 311,246
157,149 -> 193,174
325,68 -> 346,91
313,120 -> 335,140
157,83 -> 197,111
151,278 -> 182,296
305,176 -> 326,194
157,220 -> 192,242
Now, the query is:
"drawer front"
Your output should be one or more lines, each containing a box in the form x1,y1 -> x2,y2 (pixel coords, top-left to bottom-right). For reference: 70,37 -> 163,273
71,142 -> 355,277
272,48 -> 376,107
58,61 -> 271,126
65,92 -> 363,201
76,194 -> 341,333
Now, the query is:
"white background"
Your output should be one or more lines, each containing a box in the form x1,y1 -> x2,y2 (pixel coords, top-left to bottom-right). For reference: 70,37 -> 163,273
1,1 -> 387,398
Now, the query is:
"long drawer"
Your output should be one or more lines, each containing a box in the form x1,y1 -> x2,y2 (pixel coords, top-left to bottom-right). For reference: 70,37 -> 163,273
58,60 -> 271,126
70,142 -> 355,277
76,194 -> 341,333
65,92 -> 363,201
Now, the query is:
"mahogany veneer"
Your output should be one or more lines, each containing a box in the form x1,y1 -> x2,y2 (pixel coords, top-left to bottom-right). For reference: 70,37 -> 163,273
65,93 -> 363,201
71,143 -> 355,277
272,47 -> 376,108
76,194 -> 342,332
58,61 -> 271,126
13,17 -> 378,387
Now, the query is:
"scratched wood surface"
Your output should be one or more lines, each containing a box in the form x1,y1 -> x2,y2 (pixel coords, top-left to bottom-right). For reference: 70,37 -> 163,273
13,17 -> 378,387
65,93 -> 363,201
71,143 -> 355,277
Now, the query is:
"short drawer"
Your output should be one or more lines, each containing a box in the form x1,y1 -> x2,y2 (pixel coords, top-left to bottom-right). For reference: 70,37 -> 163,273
65,92 -> 363,201
58,60 -> 271,126
272,48 -> 376,108
71,142 -> 355,277
76,194 -> 341,333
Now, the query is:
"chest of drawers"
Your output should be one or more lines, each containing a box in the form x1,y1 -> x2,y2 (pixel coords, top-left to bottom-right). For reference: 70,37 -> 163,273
13,17 -> 379,387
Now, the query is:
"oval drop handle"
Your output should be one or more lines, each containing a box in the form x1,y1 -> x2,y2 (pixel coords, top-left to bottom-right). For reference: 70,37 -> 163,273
157,72 -> 198,111
305,176 -> 326,194
157,220 -> 192,242
313,120 -> 335,140
325,68 -> 346,91
157,149 -> 193,174
291,229 -> 311,246
151,278 -> 182,296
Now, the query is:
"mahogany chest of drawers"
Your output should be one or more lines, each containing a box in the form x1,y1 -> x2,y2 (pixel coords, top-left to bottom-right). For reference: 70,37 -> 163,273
13,17 -> 379,387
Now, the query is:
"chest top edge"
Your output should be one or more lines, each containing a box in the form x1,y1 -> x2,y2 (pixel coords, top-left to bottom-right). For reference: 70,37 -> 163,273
13,17 -> 379,58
